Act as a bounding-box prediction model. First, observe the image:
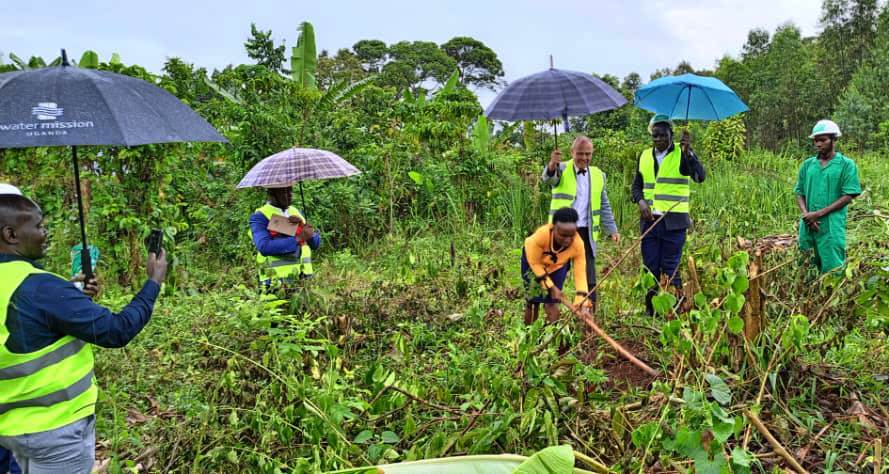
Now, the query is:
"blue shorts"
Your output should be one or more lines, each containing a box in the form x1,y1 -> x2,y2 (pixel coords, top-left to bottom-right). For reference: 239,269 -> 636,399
521,249 -> 569,304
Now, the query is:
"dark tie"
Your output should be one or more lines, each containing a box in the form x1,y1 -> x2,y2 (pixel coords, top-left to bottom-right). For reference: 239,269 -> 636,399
577,169 -> 586,175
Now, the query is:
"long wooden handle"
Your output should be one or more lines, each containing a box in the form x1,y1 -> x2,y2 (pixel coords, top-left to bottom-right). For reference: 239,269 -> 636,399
559,298 -> 660,378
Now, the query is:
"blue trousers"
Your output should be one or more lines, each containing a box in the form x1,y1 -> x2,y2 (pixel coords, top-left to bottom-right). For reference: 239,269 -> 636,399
0,447 -> 21,474
641,219 -> 687,314
520,249 -> 569,304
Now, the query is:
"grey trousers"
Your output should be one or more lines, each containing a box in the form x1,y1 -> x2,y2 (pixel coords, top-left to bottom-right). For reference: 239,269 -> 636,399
0,415 -> 95,474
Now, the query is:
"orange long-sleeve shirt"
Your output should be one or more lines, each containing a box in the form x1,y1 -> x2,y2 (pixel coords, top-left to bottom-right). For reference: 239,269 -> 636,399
523,224 -> 589,305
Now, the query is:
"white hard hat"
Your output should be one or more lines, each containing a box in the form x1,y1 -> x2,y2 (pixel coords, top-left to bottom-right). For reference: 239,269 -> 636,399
0,183 -> 23,195
809,119 -> 841,138
648,114 -> 673,134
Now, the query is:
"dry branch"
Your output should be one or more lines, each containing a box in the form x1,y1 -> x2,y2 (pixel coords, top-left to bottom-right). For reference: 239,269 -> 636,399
744,408 -> 809,474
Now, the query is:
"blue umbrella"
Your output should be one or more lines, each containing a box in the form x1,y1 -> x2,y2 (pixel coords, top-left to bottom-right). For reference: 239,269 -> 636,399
0,49 -> 227,278
634,73 -> 748,121
485,59 -> 627,147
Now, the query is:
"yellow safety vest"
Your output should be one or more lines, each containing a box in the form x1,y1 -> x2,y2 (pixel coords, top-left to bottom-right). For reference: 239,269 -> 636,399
252,204 -> 314,284
638,145 -> 690,214
548,163 -> 605,241
0,260 -> 97,436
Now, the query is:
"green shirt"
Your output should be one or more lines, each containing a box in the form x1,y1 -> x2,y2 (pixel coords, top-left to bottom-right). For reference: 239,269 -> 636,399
794,151 -> 861,237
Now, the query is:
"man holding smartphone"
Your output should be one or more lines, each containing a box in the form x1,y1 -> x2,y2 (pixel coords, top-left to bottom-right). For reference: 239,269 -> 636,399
0,192 -> 167,474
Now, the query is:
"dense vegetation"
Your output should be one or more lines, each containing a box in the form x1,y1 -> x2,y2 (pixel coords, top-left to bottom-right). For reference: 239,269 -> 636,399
1,1 -> 888,472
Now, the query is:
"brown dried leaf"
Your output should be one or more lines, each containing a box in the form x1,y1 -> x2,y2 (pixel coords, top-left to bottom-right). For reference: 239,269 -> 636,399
126,409 -> 151,426
848,400 -> 879,431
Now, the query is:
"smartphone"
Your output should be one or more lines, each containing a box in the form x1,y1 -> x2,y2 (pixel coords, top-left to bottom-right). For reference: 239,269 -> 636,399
147,229 -> 163,255
70,244 -> 99,284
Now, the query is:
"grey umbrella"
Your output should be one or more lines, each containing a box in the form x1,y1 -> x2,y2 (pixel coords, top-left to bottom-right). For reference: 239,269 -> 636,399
485,58 -> 627,147
0,49 -> 227,278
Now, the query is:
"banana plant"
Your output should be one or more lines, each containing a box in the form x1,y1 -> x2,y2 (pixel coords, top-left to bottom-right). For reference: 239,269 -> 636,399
324,445 -> 606,474
317,75 -> 376,112
3,50 -> 120,70
471,113 -> 491,154
78,51 -> 99,69
203,75 -> 244,105
432,69 -> 460,102
291,21 -> 317,90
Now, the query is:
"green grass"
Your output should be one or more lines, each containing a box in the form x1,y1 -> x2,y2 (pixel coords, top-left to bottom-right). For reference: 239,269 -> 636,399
91,149 -> 889,473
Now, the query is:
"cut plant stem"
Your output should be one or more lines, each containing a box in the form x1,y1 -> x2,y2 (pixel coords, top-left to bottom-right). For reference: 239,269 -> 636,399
744,408 -> 809,474
559,296 -> 660,378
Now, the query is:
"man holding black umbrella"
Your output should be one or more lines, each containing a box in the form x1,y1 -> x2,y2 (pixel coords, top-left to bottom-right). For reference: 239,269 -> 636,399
631,115 -> 706,315
0,192 -> 167,473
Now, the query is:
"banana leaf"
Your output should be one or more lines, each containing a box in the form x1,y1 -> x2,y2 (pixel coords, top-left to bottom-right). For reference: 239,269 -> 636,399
326,445 -> 597,474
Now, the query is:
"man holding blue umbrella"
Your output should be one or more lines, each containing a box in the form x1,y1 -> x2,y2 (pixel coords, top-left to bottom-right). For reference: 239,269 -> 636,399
631,115 -> 706,315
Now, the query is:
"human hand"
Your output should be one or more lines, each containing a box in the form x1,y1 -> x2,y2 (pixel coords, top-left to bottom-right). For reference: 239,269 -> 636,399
680,129 -> 691,155
802,211 -> 821,231
548,149 -> 562,173
610,232 -> 621,244
287,215 -> 305,225
638,200 -> 654,221
147,248 -> 168,285
298,224 -> 315,242
83,277 -> 100,298
71,273 -> 101,298
548,286 -> 564,303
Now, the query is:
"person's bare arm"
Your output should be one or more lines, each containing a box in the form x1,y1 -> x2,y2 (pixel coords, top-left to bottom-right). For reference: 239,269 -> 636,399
814,195 -> 854,218
796,194 -> 808,214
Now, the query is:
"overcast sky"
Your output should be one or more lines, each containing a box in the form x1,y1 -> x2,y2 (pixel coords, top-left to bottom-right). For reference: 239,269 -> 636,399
1,0 -> 822,105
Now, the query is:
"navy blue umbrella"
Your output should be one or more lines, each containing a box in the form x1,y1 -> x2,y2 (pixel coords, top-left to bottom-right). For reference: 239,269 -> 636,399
0,50 -> 227,278
485,59 -> 627,147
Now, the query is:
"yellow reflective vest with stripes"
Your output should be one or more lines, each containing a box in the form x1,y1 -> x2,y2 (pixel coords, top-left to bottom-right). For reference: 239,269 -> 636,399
548,163 -> 604,242
253,204 -> 314,284
0,260 -> 97,436
638,145 -> 690,214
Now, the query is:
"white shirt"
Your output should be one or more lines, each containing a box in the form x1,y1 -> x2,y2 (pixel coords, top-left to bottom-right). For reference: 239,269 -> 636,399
654,147 -> 669,166
572,166 -> 590,228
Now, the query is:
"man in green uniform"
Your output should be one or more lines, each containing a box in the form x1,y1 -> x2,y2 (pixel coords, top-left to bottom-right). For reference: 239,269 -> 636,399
794,120 -> 862,273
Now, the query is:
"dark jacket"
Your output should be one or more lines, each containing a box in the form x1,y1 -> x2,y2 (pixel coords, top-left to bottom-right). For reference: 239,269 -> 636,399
630,143 -> 706,231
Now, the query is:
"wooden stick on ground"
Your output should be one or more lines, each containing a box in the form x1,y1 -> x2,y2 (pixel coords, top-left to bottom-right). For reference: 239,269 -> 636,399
875,438 -> 882,474
743,408 -> 809,474
541,205 -> 678,378
559,296 -> 660,378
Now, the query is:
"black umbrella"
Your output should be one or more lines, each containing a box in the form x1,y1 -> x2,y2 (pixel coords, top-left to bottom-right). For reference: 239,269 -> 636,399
0,49 -> 227,279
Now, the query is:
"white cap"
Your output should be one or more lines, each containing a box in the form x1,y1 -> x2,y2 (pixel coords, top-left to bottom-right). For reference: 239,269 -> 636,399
0,183 -> 23,195
809,119 -> 842,138
648,114 -> 674,134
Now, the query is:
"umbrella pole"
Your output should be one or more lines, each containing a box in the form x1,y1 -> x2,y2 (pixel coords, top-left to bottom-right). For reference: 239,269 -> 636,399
71,146 -> 93,280
299,181 -> 308,220
552,120 -> 558,149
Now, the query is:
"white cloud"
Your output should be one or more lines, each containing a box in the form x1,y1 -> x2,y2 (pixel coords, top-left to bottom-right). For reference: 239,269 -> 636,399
647,0 -> 821,70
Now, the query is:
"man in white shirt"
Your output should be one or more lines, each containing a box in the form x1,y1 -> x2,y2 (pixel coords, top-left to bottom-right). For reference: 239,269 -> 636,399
542,136 -> 621,311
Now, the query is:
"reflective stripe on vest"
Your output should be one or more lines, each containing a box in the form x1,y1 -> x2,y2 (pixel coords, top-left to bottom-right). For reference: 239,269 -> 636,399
0,370 -> 93,415
638,145 -> 691,214
253,204 -> 314,283
548,163 -> 605,241
0,260 -> 97,437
